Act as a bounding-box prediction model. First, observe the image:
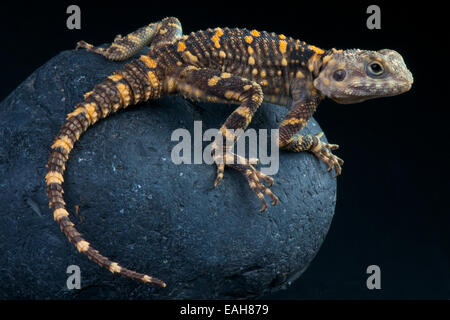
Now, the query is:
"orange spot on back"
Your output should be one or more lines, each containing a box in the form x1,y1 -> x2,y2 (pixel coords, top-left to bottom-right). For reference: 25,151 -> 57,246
279,40 -> 287,54
211,28 -> 224,48
208,76 -> 221,86
108,74 -> 123,82
140,55 -> 157,68
307,45 -> 325,54
177,42 -> 186,52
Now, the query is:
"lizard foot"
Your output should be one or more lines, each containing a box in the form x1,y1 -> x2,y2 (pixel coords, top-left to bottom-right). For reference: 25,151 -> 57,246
76,40 -> 107,57
310,132 -> 344,177
213,151 -> 277,212
76,40 -> 94,51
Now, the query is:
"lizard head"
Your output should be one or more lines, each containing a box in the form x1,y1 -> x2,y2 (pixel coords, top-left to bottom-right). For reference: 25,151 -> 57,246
313,49 -> 413,104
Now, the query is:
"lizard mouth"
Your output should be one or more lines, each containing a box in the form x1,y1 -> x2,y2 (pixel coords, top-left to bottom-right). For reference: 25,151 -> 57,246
329,80 -> 413,104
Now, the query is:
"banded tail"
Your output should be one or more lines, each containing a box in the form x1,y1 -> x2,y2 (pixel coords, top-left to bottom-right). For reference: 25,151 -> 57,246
45,54 -> 166,286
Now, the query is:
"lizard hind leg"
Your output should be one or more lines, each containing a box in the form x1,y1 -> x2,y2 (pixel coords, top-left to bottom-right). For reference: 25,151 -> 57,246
77,17 -> 183,61
173,67 -> 279,212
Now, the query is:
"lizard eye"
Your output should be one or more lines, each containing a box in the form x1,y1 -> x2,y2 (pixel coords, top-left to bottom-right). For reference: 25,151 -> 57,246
333,69 -> 346,81
367,62 -> 384,77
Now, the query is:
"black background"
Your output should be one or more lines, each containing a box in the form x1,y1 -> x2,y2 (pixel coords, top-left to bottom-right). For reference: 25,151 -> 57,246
1,1 -> 448,299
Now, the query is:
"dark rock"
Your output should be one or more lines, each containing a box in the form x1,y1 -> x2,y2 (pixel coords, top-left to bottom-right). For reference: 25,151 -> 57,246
0,47 -> 336,299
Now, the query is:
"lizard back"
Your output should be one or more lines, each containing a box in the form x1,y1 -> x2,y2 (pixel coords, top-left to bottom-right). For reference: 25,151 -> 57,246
158,27 -> 325,106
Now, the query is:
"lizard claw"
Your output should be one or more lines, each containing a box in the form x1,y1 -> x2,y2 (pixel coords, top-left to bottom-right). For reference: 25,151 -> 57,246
254,169 -> 274,187
311,134 -> 344,177
259,202 -> 268,213
244,165 -> 278,212
76,40 -> 91,50
213,149 -> 278,212
243,165 -> 278,212
214,164 -> 225,187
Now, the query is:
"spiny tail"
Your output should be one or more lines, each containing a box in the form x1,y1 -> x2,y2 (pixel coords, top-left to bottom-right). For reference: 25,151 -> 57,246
45,54 -> 166,286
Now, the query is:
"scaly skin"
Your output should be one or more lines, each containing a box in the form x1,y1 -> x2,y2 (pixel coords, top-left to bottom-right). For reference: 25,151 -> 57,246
46,17 -> 414,286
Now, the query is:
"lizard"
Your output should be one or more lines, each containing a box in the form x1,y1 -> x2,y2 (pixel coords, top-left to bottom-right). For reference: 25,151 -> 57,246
45,17 -> 413,287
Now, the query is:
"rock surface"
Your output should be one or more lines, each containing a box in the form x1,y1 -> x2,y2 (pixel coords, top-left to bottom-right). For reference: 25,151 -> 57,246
0,48 -> 336,299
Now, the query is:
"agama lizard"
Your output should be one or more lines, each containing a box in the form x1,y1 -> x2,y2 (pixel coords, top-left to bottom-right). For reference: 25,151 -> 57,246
45,17 -> 413,287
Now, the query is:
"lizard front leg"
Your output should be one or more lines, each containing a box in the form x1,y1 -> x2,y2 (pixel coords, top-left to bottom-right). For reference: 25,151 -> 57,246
278,88 -> 344,176
76,17 -> 183,61
172,67 -> 278,212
